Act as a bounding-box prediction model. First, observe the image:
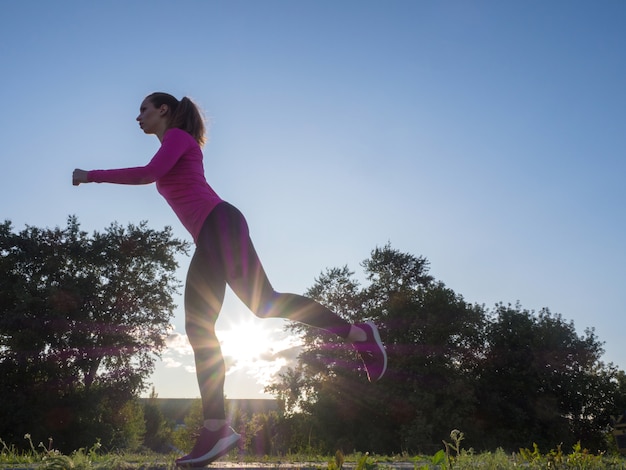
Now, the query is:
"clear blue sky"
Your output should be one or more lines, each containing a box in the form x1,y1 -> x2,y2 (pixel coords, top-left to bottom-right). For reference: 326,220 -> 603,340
2,1 -> 625,399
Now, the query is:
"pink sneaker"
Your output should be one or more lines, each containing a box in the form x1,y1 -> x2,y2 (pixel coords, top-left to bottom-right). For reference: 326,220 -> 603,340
176,425 -> 241,467
353,321 -> 388,382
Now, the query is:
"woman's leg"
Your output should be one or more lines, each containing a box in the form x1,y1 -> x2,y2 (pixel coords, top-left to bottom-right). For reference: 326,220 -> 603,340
210,203 -> 353,337
184,245 -> 228,421
179,233 -> 243,467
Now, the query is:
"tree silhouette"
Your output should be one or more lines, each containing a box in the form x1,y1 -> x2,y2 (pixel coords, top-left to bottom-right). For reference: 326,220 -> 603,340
0,216 -> 188,451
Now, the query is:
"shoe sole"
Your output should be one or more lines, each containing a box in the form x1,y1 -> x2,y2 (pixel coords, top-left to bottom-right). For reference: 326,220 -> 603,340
176,433 -> 241,467
364,321 -> 387,381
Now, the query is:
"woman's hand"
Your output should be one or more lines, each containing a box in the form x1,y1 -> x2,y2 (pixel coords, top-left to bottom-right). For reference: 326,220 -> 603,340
72,168 -> 89,186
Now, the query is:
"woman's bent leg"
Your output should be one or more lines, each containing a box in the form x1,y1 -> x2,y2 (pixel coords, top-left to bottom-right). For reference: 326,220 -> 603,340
228,233 -> 387,381
211,203 -> 352,337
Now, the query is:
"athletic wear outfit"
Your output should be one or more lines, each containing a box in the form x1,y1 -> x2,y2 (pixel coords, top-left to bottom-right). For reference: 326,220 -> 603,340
88,128 -> 387,466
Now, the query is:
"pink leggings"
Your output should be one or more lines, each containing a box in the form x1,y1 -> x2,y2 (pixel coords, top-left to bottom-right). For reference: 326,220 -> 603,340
184,202 -> 351,419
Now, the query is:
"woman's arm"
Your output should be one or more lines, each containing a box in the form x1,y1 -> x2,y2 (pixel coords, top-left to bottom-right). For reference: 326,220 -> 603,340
72,129 -> 192,186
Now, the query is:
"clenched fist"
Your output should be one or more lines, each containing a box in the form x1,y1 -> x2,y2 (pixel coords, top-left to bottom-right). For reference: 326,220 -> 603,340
73,169 -> 89,186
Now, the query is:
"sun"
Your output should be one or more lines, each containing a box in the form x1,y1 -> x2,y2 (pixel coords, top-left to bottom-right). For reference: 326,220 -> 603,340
218,318 -> 276,365
217,317 -> 304,377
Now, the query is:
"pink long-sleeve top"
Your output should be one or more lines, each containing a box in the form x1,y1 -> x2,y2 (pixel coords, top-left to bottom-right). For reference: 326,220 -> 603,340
88,128 -> 223,243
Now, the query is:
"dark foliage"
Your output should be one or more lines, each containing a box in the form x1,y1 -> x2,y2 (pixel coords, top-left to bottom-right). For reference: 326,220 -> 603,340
268,244 -> 625,454
0,216 -> 188,452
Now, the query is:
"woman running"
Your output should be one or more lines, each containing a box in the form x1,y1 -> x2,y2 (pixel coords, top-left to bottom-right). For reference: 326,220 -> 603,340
72,92 -> 387,467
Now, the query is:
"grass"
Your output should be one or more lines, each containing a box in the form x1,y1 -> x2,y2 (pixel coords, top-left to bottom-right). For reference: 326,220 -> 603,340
2,432 -> 626,470
0,435 -> 178,469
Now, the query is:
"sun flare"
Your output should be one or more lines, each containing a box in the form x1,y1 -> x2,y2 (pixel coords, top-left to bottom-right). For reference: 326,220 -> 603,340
218,319 -> 279,365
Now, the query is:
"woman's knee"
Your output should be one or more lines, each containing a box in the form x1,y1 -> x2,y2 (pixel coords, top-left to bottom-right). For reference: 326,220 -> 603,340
185,317 -> 218,348
250,290 -> 284,319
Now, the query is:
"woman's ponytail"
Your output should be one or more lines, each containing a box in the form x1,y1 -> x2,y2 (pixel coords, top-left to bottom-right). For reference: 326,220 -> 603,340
171,97 -> 207,146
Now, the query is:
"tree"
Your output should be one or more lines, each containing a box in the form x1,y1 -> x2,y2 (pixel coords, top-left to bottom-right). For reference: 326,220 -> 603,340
475,303 -> 622,451
0,216 -> 188,451
276,244 -> 486,454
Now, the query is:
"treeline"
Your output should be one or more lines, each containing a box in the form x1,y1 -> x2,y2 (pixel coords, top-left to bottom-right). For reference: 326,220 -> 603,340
1,218 -> 625,455
266,246 -> 626,454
